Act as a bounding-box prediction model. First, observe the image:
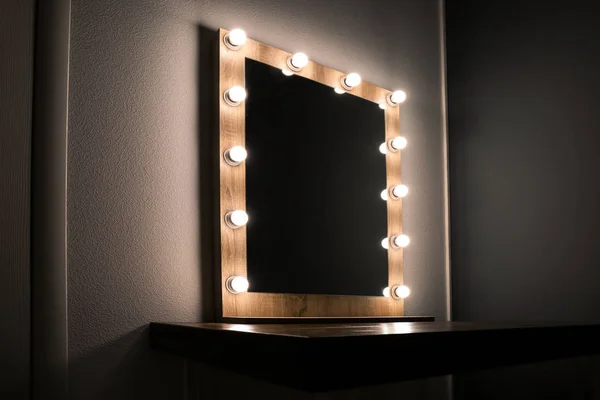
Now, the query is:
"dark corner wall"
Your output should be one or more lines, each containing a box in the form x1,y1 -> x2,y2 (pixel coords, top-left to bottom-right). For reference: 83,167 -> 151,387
0,1 -> 35,398
66,0 -> 447,399
446,0 -> 600,322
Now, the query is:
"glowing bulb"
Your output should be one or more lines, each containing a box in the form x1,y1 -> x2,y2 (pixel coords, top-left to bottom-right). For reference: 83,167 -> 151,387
391,184 -> 409,199
225,210 -> 248,229
381,237 -> 389,249
379,103 -> 386,110
394,285 -> 410,299
224,86 -> 246,106
224,29 -> 247,50
389,136 -> 407,151
383,287 -> 390,298
388,90 -> 407,106
334,88 -> 345,94
341,73 -> 361,90
224,146 -> 247,166
282,69 -> 293,76
380,189 -> 388,201
392,234 -> 410,248
288,52 -> 309,71
379,142 -> 387,154
226,276 -> 249,293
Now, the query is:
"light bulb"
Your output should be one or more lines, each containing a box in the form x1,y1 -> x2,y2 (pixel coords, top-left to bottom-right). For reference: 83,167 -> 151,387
394,285 -> 410,299
334,88 -> 345,94
226,276 -> 249,294
225,210 -> 248,229
341,73 -> 361,90
380,189 -> 388,201
387,90 -> 407,106
389,136 -> 407,151
383,287 -> 390,298
391,184 -> 409,199
379,142 -> 387,154
381,237 -> 389,249
224,29 -> 247,50
224,145 -> 247,166
282,69 -> 293,76
287,52 -> 309,71
379,103 -> 386,110
392,234 -> 410,248
224,86 -> 246,106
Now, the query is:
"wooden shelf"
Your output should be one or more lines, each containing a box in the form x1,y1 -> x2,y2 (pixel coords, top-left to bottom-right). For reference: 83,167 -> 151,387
150,321 -> 600,392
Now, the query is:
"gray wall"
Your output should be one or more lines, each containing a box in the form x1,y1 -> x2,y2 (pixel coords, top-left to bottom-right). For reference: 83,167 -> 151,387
0,1 -> 34,398
446,0 -> 600,322
67,0 -> 448,398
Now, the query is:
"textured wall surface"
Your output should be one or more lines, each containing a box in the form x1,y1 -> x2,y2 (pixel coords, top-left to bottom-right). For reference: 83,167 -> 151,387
68,0 -> 447,398
0,1 -> 34,398
447,0 -> 600,322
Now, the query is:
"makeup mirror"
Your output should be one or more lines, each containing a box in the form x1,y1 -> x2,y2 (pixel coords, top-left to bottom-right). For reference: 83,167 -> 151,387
245,58 -> 388,296
217,28 -> 406,319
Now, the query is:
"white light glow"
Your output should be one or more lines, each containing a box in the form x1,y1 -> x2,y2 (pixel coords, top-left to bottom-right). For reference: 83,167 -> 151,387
291,52 -> 309,69
389,90 -> 407,105
225,29 -> 247,50
227,276 -> 249,293
225,146 -> 247,166
342,73 -> 361,90
394,285 -> 410,299
393,234 -> 410,248
381,237 -> 389,249
390,136 -> 407,151
282,69 -> 294,76
224,86 -> 247,105
379,142 -> 387,154
379,103 -> 386,110
383,287 -> 390,298
391,184 -> 409,199
334,88 -> 345,94
380,189 -> 388,201
226,210 -> 249,228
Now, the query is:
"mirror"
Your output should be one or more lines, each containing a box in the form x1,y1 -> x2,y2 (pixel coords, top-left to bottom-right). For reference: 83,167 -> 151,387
244,58 -> 388,296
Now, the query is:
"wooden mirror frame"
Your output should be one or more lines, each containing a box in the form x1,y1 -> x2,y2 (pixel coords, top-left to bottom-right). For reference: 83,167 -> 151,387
217,28 -> 405,320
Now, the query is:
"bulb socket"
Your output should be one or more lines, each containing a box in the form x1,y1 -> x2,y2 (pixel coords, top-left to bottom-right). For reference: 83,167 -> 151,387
225,211 -> 246,229
386,139 -> 400,153
340,76 -> 355,91
223,148 -> 242,166
386,93 -> 399,107
390,285 -> 403,300
226,276 -> 248,294
286,56 -> 303,72
223,34 -> 243,51
223,90 -> 243,107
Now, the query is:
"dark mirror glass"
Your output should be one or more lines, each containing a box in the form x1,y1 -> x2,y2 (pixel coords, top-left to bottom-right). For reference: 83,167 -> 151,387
245,58 -> 387,296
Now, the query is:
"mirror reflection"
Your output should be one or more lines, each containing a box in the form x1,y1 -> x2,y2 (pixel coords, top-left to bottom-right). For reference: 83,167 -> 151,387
245,58 -> 388,296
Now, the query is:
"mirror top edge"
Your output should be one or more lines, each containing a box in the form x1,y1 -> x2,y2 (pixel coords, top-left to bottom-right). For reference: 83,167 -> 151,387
219,28 -> 393,105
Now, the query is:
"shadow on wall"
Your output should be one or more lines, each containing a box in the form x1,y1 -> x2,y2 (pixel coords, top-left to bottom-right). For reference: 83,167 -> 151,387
68,327 -> 185,399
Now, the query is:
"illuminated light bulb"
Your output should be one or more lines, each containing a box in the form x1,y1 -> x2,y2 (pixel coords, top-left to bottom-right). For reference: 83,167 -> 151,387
225,210 -> 249,229
282,69 -> 294,76
390,184 -> 409,199
341,72 -> 361,90
224,86 -> 247,106
287,52 -> 309,71
224,29 -> 247,50
381,237 -> 389,249
387,90 -> 407,106
379,142 -> 387,154
388,136 -> 407,152
394,285 -> 410,299
379,103 -> 386,110
224,145 -> 247,166
226,276 -> 249,294
380,189 -> 388,201
383,287 -> 390,298
334,88 -> 345,94
391,234 -> 410,248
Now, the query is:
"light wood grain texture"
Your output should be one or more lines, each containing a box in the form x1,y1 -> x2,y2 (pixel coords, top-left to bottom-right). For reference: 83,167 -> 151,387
219,28 -> 404,318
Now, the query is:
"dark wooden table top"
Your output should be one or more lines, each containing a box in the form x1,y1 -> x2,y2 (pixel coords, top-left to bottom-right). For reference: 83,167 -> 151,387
150,321 -> 600,392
